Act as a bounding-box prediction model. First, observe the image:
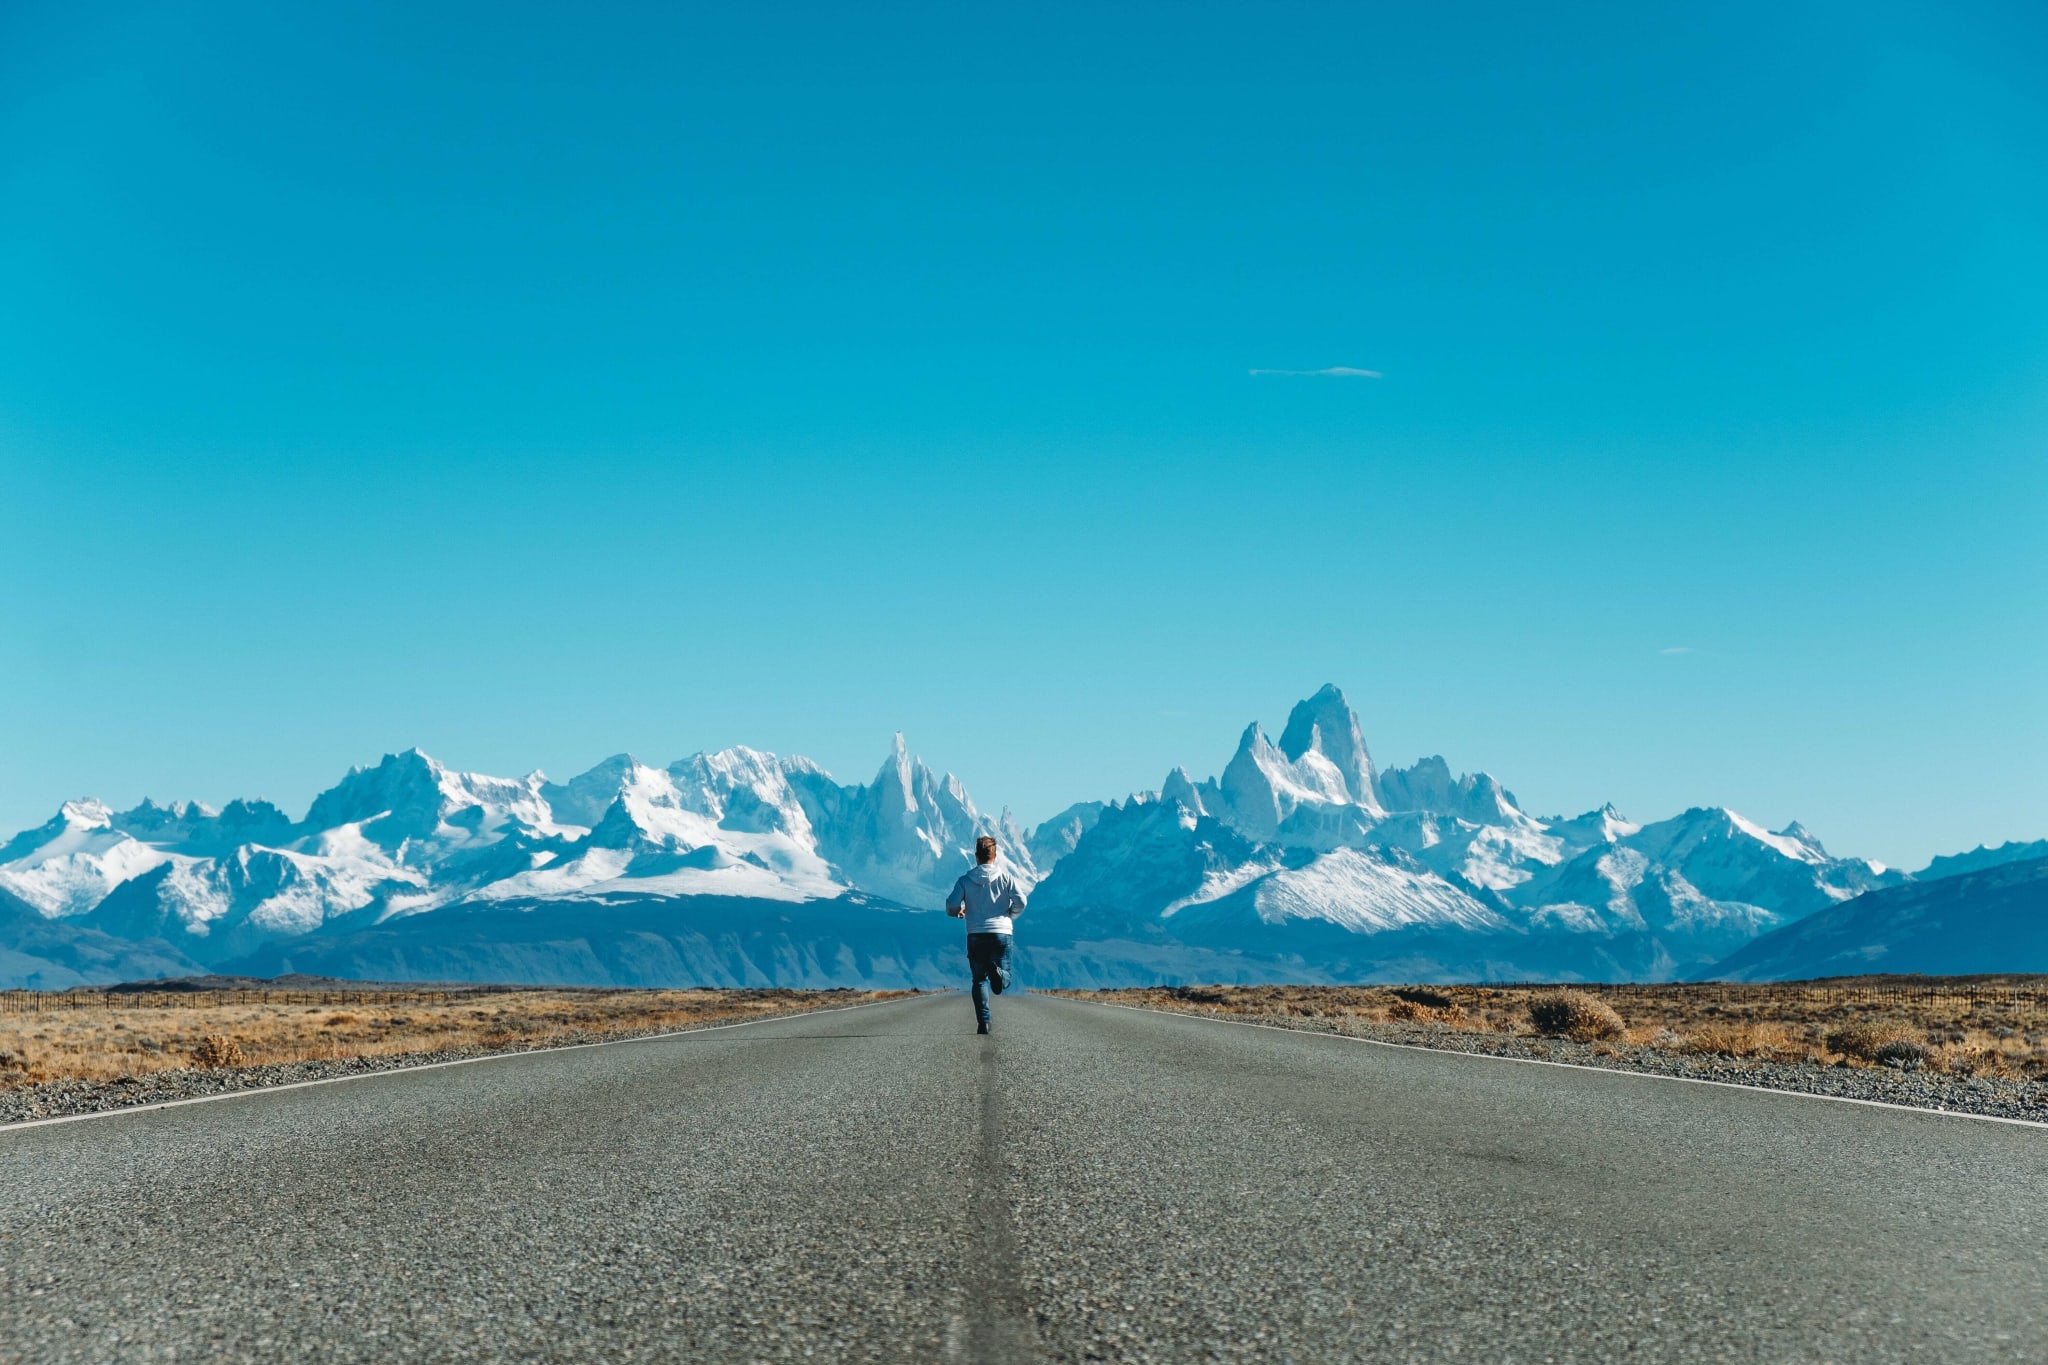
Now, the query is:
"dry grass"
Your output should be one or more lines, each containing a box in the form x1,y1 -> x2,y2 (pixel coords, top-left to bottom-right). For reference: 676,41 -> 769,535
0,988 -> 907,1087
1680,1021 -> 1809,1061
1055,978 -> 2048,1075
1388,998 -> 1467,1024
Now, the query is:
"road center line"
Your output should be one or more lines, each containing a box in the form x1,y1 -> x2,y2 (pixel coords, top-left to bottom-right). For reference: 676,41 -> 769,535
960,1038 -> 1048,1365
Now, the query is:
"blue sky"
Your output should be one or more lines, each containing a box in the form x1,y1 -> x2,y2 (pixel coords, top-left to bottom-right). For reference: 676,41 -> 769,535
2,1 -> 2044,868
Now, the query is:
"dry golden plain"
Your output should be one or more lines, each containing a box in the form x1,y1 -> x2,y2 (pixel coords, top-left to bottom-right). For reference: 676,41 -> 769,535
0,986 -> 910,1087
1064,977 -> 2048,1077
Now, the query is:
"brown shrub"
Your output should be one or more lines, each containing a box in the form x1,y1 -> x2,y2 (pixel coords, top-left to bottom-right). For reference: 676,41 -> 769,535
1170,986 -> 1231,1005
1389,998 -> 1469,1025
1949,1048 -> 2015,1078
190,1035 -> 247,1069
1873,1039 -> 1930,1070
1528,992 -> 1625,1041
1391,987 -> 1457,1009
1825,1022 -> 1917,1062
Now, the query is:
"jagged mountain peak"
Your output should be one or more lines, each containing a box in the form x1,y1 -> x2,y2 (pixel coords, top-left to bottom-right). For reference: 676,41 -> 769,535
1644,806 -> 1824,862
303,748 -> 558,853
669,745 -> 803,806
539,753 -> 648,828
1776,820 -> 1824,853
1377,756 -> 1525,825
57,798 -> 115,829
0,798 -> 173,919
3,800 -> 123,861
1160,766 -> 1207,815
1218,718 -> 1369,845
0,803 -> 115,873
872,732 -> 923,806
1025,799 -> 1111,873
1544,803 -> 1641,853
305,749 -> 446,826
118,797 -> 213,825
586,794 -> 651,851
101,797 -> 296,859
1275,683 -> 1382,813
685,743 -> 781,775
220,797 -> 290,824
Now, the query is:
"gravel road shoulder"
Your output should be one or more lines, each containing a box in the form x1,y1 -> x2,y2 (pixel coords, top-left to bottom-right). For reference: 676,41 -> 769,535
0,997 -> 889,1127
1099,999 -> 2048,1124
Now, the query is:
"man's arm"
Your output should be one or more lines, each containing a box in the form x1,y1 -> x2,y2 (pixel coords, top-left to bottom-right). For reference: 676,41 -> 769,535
1004,878 -> 1027,918
946,876 -> 968,919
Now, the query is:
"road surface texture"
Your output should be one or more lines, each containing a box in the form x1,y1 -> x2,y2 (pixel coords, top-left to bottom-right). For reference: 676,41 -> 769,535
3,993 -> 2043,1363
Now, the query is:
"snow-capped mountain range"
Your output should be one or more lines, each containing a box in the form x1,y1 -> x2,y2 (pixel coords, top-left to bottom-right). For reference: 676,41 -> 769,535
0,686 -> 2020,988
4,735 -> 1024,954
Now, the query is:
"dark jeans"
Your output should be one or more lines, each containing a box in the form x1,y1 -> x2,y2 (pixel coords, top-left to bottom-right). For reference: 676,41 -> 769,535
967,932 -> 1013,1030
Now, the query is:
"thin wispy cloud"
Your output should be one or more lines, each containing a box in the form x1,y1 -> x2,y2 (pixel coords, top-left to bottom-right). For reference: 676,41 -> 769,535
1249,366 -> 1383,378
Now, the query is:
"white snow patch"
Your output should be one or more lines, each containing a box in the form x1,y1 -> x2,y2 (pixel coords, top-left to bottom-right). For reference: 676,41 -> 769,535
0,823 -> 170,917
1729,811 -> 1825,864
1162,859 -> 1283,918
1250,849 -> 1506,934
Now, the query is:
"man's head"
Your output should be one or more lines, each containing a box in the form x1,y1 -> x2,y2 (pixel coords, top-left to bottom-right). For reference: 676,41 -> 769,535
975,835 -> 999,865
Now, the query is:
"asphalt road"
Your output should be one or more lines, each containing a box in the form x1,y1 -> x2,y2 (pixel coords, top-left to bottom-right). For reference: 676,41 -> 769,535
3,993 -> 2044,1363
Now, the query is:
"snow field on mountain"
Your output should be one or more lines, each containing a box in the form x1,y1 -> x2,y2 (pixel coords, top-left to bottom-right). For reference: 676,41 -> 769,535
1249,848 -> 1507,933
0,801 -> 174,917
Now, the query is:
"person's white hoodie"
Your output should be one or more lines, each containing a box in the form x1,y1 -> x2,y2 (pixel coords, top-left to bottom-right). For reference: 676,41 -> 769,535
946,862 -> 1027,935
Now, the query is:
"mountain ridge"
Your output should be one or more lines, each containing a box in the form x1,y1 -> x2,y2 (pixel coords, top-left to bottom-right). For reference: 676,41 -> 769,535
1,685 -> 2030,988
1708,855 -> 2048,981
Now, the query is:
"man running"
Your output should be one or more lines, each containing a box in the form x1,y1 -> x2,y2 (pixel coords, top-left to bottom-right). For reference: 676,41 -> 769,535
946,834 -> 1026,1034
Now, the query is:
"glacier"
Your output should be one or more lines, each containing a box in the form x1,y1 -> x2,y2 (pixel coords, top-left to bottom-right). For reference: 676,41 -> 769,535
0,684 -> 2020,988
